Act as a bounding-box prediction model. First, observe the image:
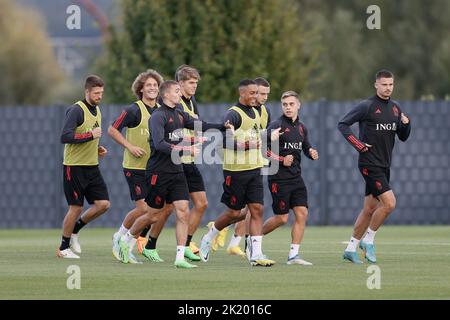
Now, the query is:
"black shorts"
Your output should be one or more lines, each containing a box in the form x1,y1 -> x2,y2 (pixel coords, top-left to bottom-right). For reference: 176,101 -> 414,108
123,169 -> 148,201
359,166 -> 391,198
182,163 -> 205,193
269,177 -> 308,215
221,169 -> 263,210
63,165 -> 109,206
145,172 -> 189,209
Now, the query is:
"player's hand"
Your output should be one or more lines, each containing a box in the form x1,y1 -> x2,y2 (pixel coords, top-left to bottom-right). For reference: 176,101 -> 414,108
309,148 -> 319,160
92,127 -> 102,139
271,127 -> 284,141
401,113 -> 409,124
98,146 -> 108,158
127,145 -> 146,158
361,143 -> 372,153
224,120 -> 235,135
191,114 -> 199,120
283,154 -> 294,167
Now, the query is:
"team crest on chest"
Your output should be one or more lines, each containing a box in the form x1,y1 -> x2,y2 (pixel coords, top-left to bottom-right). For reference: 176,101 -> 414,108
392,105 -> 399,117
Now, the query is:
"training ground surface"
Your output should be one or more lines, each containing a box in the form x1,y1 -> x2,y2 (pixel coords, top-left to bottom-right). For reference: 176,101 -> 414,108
0,226 -> 449,300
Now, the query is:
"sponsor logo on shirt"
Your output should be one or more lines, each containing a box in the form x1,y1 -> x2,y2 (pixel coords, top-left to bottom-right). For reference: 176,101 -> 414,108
284,142 -> 303,150
376,122 -> 397,131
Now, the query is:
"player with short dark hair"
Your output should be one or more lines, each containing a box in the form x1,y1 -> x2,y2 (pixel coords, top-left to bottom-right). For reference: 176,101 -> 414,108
218,77 -> 273,257
200,79 -> 275,267
57,75 -> 110,259
338,70 -> 411,264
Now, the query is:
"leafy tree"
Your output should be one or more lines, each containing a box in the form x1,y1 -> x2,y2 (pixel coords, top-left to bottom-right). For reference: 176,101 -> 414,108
0,0 -> 64,106
101,0 -> 320,103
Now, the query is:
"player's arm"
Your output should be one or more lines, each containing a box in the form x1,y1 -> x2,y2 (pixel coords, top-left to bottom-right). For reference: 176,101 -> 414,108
337,102 -> 371,152
301,125 -> 318,160
150,112 -> 196,155
60,105 -> 98,144
396,107 -> 411,142
108,107 -> 146,158
182,110 -> 228,132
264,120 -> 289,164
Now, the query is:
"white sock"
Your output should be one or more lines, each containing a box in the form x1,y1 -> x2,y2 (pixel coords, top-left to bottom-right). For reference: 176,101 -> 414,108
204,224 -> 220,242
345,236 -> 360,252
250,236 -> 263,259
70,233 -> 78,240
122,231 -> 135,246
363,228 -> 377,244
176,246 -> 185,261
228,235 -> 242,249
129,238 -> 136,253
118,224 -> 128,236
288,244 -> 300,259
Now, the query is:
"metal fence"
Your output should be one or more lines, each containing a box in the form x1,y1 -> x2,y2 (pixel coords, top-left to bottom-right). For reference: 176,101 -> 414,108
0,100 -> 449,228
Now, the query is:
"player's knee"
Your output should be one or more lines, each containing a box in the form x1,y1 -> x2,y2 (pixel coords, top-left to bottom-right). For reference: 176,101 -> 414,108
279,214 -> 289,225
384,199 -> 396,212
228,209 -> 242,220
364,204 -> 377,215
136,206 -> 148,216
249,204 -> 264,216
195,199 -> 208,213
96,200 -> 110,213
299,209 -> 308,220
70,206 -> 83,215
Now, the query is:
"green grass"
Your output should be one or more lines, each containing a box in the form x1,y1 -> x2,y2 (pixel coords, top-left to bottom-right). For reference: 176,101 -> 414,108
0,226 -> 449,300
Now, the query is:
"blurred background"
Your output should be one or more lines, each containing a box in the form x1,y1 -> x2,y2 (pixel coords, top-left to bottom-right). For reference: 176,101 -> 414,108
0,0 -> 449,228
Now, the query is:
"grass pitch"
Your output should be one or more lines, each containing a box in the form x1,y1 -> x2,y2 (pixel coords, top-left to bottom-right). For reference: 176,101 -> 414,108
0,226 -> 449,300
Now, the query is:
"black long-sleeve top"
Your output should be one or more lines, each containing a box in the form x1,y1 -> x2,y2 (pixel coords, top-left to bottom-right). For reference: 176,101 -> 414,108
60,99 -> 97,144
266,115 -> 314,180
147,103 -> 226,173
111,101 -> 157,131
338,95 -> 411,168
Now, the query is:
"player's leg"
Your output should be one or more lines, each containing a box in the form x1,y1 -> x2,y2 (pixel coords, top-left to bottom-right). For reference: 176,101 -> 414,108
172,200 -> 197,268
141,204 -> 172,262
119,205 -> 162,263
246,171 -> 274,266
200,207 -> 241,262
120,171 -> 168,264
360,190 -> 396,263
57,205 -> 83,259
287,206 -> 312,265
200,171 -> 246,261
71,166 -> 110,254
115,169 -> 149,255
226,207 -> 248,256
247,202 -> 274,266
344,167 -> 383,263
368,190 -> 396,231
185,191 -> 207,259
262,214 -> 288,235
184,164 -> 208,254
58,165 -> 86,258
113,199 -> 148,261
343,195 -> 378,263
